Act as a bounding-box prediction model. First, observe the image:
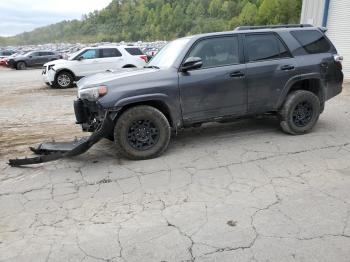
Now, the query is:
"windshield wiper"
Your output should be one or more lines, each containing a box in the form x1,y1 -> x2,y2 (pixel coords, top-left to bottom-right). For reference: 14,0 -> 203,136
144,65 -> 160,69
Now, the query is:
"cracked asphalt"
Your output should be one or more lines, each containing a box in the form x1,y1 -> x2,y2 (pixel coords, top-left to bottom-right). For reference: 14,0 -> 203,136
1,68 -> 350,262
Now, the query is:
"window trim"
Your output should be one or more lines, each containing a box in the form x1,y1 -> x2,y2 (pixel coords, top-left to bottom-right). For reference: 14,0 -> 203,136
180,34 -> 243,72
243,32 -> 293,64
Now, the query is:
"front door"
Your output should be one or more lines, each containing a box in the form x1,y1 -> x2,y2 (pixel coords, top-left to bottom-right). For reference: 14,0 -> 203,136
73,49 -> 101,76
179,35 -> 247,123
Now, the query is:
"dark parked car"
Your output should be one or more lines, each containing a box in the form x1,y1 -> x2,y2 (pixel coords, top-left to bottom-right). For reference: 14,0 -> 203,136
7,51 -> 61,70
72,24 -> 343,160
0,50 -> 15,58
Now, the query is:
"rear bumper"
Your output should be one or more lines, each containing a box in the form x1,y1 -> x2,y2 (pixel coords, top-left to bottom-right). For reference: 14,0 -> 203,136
325,70 -> 343,100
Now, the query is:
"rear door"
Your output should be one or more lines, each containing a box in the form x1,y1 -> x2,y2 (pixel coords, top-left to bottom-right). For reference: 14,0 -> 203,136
39,52 -> 51,65
244,33 -> 298,113
179,35 -> 247,123
99,48 -> 124,70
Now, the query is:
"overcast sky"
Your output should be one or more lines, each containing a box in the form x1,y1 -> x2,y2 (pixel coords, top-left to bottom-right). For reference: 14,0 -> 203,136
0,0 -> 111,37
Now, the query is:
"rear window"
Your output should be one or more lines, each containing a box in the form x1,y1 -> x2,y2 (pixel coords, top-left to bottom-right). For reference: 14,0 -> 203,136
125,48 -> 143,56
291,30 -> 331,54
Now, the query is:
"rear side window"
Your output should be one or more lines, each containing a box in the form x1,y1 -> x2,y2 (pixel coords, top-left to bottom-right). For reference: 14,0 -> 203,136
187,36 -> 240,68
125,48 -> 144,56
245,34 -> 291,62
101,48 -> 122,58
291,30 -> 331,54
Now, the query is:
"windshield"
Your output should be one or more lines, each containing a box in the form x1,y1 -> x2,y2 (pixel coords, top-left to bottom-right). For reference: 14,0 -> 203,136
24,51 -> 34,57
68,49 -> 84,60
148,38 -> 191,69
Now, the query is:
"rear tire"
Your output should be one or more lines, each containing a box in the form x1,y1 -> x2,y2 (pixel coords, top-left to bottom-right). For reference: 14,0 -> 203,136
279,90 -> 320,135
114,106 -> 171,160
54,71 -> 74,88
16,61 -> 26,70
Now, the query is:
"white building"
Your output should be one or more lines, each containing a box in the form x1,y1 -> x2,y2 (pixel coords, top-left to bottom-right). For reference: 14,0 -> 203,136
301,0 -> 350,79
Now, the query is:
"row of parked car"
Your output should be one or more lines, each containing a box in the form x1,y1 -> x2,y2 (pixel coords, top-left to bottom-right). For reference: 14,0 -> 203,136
0,45 -> 153,88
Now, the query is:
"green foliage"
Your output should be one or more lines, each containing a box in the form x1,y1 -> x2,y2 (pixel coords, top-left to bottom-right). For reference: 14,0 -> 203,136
0,0 -> 302,46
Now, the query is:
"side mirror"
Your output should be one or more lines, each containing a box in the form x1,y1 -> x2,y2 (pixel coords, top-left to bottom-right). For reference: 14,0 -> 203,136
29,56 -> 32,59
77,56 -> 84,61
181,57 -> 203,72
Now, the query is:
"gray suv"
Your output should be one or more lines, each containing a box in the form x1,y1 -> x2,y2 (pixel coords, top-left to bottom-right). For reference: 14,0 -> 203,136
74,24 -> 343,160
8,51 -> 61,70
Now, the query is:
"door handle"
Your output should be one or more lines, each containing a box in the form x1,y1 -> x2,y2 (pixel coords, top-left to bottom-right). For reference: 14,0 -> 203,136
281,65 -> 295,71
230,71 -> 245,78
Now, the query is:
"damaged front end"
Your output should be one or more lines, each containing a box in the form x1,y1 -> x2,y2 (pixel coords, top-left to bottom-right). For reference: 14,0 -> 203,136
9,84 -> 118,167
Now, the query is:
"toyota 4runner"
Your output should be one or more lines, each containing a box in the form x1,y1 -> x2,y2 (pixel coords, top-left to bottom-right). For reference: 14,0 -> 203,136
72,24 -> 343,160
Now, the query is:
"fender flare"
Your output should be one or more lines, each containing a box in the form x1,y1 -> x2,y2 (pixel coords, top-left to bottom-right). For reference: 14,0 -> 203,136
114,93 -> 182,128
276,73 -> 326,109
54,68 -> 76,80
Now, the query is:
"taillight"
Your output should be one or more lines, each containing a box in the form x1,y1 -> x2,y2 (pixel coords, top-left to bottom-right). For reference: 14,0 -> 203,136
334,54 -> 343,70
140,55 -> 148,63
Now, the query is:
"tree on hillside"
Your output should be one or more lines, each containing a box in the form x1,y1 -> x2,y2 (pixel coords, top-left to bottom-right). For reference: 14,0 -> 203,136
0,0 -> 303,46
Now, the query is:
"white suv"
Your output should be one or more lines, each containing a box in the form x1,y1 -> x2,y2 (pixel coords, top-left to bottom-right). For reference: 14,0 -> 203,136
42,46 -> 148,88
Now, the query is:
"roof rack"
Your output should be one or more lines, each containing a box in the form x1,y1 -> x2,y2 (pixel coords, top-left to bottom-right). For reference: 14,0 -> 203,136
235,24 -> 313,31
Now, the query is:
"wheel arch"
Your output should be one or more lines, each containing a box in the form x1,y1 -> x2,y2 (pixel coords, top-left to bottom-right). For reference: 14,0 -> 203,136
122,64 -> 136,68
277,74 -> 325,109
55,68 -> 76,80
15,60 -> 26,67
113,94 -> 181,129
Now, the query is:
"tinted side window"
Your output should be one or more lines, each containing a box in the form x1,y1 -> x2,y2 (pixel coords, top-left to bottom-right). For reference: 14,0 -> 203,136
291,30 -> 331,54
30,52 -> 39,57
101,48 -> 122,58
125,48 -> 143,56
187,36 -> 239,68
246,34 -> 290,62
80,49 -> 99,59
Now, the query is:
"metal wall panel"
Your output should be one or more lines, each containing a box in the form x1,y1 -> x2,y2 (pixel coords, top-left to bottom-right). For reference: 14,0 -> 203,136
300,0 -> 325,26
326,0 -> 350,79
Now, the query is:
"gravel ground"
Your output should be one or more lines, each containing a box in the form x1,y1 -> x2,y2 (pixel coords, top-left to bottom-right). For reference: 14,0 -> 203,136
0,67 -> 350,262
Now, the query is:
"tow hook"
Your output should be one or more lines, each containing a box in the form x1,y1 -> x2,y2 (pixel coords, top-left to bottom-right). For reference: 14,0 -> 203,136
8,114 -> 113,167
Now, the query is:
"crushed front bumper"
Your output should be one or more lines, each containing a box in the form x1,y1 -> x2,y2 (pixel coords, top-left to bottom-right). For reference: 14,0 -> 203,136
8,113 -> 114,167
74,99 -> 107,132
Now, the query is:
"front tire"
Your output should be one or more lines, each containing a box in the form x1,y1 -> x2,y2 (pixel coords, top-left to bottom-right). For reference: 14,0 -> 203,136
114,106 -> 171,160
279,90 -> 320,135
16,61 -> 26,70
54,71 -> 74,88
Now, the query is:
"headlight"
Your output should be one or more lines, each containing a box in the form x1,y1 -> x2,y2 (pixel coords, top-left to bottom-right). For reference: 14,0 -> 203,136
48,64 -> 55,70
78,85 -> 108,101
